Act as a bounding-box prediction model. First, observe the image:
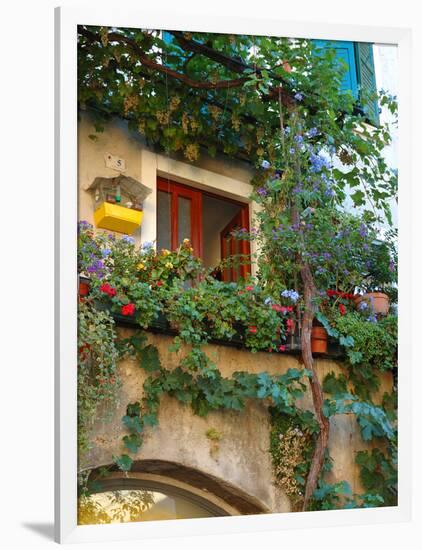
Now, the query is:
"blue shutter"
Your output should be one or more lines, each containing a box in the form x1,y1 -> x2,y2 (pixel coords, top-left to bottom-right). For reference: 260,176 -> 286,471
312,40 -> 359,99
354,43 -> 379,127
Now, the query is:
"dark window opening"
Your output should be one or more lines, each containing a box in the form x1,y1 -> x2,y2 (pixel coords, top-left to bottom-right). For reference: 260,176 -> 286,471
157,178 -> 251,281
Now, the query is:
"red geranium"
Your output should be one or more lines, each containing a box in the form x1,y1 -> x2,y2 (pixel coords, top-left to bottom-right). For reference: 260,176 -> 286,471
338,303 -> 346,316
245,285 -> 254,291
100,283 -> 116,297
121,303 -> 136,316
286,318 -> 294,333
156,280 -> 163,287
249,326 -> 257,334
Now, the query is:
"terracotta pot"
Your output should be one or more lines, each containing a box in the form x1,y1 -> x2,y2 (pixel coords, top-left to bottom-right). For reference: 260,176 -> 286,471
79,280 -> 90,297
354,292 -> 390,316
311,326 -> 328,354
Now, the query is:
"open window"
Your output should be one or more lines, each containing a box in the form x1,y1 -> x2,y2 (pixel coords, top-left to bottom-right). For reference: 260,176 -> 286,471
156,177 -> 251,281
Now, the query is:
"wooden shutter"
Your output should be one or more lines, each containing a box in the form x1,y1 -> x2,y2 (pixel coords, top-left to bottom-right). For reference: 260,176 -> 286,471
312,40 -> 359,99
354,42 -> 380,127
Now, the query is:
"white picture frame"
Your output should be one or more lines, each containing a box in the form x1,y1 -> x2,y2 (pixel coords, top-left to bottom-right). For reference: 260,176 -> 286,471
55,6 -> 412,543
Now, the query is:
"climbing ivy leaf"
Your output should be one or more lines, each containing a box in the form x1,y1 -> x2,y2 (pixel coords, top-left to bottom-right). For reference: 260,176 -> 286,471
113,454 -> 133,472
140,345 -> 162,372
123,433 -> 143,453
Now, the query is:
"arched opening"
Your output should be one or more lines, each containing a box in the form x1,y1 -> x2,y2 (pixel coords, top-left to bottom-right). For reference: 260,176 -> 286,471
79,459 -> 268,524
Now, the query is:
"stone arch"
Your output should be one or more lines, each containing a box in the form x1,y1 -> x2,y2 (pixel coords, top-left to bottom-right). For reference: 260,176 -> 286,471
88,459 -> 270,516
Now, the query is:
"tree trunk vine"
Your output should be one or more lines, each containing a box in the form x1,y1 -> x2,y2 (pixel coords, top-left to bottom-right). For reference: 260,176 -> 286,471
300,263 -> 330,510
290,204 -> 330,511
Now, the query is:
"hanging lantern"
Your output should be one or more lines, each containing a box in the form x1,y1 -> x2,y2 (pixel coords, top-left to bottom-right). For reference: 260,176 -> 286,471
87,175 -> 151,234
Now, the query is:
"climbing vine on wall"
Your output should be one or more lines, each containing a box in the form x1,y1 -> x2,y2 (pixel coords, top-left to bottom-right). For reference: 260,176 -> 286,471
77,27 -> 398,512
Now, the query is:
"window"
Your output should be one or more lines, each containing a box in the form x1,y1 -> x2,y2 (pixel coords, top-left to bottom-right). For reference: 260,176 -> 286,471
78,478 -> 229,524
312,40 -> 379,126
156,178 -> 251,281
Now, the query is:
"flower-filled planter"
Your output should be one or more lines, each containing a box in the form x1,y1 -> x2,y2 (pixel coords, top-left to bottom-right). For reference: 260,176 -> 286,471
354,292 -> 390,316
311,326 -> 328,354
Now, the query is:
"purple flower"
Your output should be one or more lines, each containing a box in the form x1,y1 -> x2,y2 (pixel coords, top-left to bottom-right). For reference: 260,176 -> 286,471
306,127 -> 318,138
294,92 -> 304,101
310,153 -> 331,173
294,135 -> 304,146
78,220 -> 93,232
359,223 -> 368,238
102,248 -> 112,257
261,160 -> 271,169
289,147 -> 296,155
122,235 -> 135,245
87,259 -> 105,277
257,187 -> 268,197
359,302 -> 368,311
281,289 -> 300,302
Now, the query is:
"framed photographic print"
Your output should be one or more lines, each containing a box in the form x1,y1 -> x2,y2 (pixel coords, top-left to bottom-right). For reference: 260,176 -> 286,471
55,6 -> 412,543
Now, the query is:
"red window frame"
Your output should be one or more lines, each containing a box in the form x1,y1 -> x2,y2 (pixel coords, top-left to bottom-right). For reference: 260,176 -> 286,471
157,178 -> 251,281
157,178 -> 203,257
220,206 -> 251,281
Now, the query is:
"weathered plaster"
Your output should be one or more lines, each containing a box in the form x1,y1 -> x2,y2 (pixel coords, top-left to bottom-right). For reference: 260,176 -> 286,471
82,331 -> 392,514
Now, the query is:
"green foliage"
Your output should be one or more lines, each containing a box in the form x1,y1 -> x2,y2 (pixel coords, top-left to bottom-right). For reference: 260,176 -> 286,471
269,408 -> 318,509
332,312 -> 397,399
355,448 -> 397,506
323,394 -> 394,441
77,301 -> 121,459
322,372 -> 348,396
205,428 -> 222,441
309,480 -> 352,511
76,29 -> 398,511
113,454 -> 133,472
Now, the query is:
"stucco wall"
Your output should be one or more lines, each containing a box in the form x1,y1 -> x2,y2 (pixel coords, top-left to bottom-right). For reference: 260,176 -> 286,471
83,330 -> 392,514
79,114 -> 255,235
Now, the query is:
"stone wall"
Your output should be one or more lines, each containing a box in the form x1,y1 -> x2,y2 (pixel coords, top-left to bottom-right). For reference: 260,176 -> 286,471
82,330 -> 392,514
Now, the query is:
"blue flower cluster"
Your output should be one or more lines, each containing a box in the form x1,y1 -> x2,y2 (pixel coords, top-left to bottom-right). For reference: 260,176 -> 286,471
306,127 -> 318,138
309,153 -> 331,173
281,289 -> 300,302
78,220 -> 93,232
122,235 -> 135,245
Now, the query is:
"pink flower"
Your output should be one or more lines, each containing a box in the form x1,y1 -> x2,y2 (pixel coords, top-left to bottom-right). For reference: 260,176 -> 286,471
279,345 -> 286,352
245,285 -> 254,291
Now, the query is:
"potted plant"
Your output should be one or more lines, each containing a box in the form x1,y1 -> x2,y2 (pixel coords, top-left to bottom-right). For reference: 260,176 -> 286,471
79,276 -> 90,297
354,237 -> 397,316
311,323 -> 328,354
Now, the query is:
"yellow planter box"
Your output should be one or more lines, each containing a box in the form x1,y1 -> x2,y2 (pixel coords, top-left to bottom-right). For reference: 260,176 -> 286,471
94,202 -> 143,234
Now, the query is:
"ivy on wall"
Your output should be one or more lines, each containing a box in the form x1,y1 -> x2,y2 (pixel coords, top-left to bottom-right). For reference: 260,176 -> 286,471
77,27 -> 398,512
